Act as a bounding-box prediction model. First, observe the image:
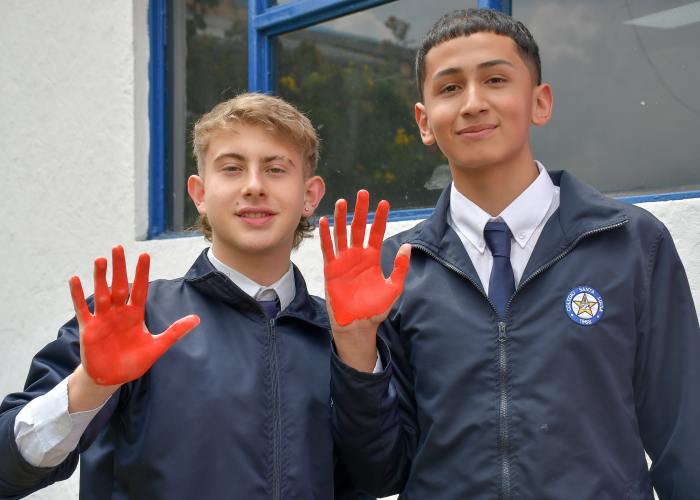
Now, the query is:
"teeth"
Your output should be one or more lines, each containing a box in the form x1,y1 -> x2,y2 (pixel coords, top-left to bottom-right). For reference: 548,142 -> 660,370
241,212 -> 270,218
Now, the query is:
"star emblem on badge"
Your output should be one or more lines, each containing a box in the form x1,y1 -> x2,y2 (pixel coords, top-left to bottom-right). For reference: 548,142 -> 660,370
573,293 -> 596,316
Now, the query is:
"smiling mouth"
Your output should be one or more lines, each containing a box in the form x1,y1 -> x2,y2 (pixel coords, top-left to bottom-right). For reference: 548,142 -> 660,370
240,212 -> 272,218
458,125 -> 496,139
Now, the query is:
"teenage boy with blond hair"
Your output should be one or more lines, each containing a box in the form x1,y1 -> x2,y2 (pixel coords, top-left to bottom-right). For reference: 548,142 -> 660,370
0,93 -> 370,499
321,9 -> 700,500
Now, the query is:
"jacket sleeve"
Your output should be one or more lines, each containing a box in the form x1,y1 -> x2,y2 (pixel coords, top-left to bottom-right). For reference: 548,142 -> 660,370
332,446 -> 376,500
330,312 -> 419,498
634,226 -> 700,499
0,299 -> 118,499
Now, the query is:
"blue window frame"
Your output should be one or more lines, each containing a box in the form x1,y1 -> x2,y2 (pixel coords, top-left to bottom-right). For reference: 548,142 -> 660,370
148,0 -> 167,238
148,0 -> 698,237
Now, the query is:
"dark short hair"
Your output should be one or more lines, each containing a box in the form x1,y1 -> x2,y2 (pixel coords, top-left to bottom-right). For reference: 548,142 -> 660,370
415,9 -> 542,101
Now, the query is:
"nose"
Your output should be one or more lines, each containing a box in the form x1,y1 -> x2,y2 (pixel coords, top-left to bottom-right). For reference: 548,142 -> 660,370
241,168 -> 268,198
460,82 -> 490,117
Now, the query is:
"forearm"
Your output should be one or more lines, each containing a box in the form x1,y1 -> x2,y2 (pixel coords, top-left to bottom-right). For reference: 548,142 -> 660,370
0,406 -> 80,497
331,340 -> 410,497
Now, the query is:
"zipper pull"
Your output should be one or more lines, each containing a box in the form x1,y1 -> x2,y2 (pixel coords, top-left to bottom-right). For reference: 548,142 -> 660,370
498,322 -> 507,342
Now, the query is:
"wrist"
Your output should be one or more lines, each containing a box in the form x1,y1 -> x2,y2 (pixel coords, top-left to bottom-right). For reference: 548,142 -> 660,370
333,325 -> 378,373
67,365 -> 120,413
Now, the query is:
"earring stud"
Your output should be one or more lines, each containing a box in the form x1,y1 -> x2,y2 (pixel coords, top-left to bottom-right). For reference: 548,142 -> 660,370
305,207 -> 310,211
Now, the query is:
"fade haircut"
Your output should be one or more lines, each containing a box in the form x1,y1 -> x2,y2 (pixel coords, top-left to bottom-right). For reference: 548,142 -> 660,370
415,9 -> 542,101
192,93 -> 320,249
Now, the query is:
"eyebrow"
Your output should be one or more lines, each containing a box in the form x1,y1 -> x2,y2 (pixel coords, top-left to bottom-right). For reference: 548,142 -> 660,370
477,59 -> 514,70
213,152 -> 296,169
213,151 -> 247,163
432,67 -> 463,81
431,59 -> 515,82
262,155 -> 296,168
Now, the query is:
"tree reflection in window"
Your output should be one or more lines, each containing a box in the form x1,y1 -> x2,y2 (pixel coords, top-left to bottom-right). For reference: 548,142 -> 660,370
275,16 -> 450,218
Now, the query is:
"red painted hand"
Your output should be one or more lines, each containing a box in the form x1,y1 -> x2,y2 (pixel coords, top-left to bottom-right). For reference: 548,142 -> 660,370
69,246 -> 200,386
320,190 -> 410,327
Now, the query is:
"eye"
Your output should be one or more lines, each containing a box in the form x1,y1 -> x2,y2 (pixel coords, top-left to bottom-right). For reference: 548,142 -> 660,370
440,84 -> 460,94
487,77 -> 506,84
267,166 -> 285,174
223,164 -> 242,172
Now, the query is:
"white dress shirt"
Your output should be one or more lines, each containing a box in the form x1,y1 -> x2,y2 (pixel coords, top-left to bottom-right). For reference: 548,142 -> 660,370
207,250 -> 296,310
374,161 -> 559,374
447,161 -> 560,294
14,250 -> 296,468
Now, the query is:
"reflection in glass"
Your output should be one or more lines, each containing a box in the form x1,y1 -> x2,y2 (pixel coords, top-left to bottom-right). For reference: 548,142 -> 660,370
515,0 -> 699,197
274,0 -> 699,217
166,0 -> 248,232
274,0 -> 478,217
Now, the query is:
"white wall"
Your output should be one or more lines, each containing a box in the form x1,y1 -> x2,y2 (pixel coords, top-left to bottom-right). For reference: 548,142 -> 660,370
0,1 -> 698,498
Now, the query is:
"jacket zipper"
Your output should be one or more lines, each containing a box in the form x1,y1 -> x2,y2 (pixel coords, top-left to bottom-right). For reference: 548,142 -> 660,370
412,220 -> 626,500
268,317 -> 282,500
498,321 -> 509,499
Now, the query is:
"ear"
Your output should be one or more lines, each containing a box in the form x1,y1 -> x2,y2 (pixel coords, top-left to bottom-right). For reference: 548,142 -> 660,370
188,175 -> 207,216
531,83 -> 553,127
415,102 -> 436,146
303,175 -> 325,213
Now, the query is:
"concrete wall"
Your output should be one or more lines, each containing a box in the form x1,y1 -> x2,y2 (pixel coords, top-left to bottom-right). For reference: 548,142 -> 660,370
0,1 -> 697,498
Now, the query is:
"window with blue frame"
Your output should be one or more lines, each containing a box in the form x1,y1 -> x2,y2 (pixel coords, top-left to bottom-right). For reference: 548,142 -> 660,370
150,0 -> 700,236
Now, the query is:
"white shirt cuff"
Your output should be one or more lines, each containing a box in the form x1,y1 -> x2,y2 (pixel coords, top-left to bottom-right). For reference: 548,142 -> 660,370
372,349 -> 383,373
14,375 -> 107,468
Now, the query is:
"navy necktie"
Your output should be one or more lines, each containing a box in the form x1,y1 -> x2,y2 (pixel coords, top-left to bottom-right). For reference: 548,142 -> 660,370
483,221 -> 515,320
259,298 -> 280,319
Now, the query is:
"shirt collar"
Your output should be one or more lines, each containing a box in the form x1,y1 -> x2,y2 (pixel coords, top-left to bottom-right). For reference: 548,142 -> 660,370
499,161 -> 555,249
449,161 -> 555,252
206,250 -> 296,311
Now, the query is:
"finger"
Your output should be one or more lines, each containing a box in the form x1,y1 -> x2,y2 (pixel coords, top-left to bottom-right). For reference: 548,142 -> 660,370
350,190 -> 369,248
69,276 -> 92,325
333,199 -> 348,253
368,199 -> 390,251
93,257 -> 112,315
388,244 -> 411,290
129,253 -> 151,308
319,217 -> 336,265
111,245 -> 129,307
153,315 -> 200,356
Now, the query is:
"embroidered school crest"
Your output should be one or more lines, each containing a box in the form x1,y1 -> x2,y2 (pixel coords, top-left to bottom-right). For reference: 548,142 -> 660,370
565,286 -> 604,325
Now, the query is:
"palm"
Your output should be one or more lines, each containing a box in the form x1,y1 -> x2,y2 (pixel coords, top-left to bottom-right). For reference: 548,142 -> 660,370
70,246 -> 199,386
320,191 -> 410,326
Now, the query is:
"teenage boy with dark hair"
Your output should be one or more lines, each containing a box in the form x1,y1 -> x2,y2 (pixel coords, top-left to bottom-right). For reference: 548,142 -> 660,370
321,9 -> 700,500
0,93 -> 371,499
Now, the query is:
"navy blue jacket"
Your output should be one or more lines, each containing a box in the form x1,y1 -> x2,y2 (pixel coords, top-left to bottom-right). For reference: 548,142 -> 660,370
331,171 -> 700,499
0,250 -> 371,500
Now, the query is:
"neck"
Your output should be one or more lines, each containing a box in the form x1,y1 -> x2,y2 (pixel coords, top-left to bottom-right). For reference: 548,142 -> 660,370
210,239 -> 292,287
450,146 -> 539,217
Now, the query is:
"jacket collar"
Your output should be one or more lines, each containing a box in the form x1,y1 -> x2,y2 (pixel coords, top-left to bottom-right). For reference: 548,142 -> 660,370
404,171 -> 628,289
184,249 -> 330,329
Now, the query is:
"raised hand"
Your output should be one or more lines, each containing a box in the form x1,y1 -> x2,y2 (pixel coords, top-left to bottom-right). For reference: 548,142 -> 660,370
69,246 -> 200,386
320,190 -> 410,328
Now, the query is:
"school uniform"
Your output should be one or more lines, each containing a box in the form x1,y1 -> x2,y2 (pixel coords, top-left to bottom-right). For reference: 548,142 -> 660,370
330,167 -> 700,499
0,249 -> 370,500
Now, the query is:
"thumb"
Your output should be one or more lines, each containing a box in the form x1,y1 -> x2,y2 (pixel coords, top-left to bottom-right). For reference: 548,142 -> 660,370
152,315 -> 200,356
388,244 -> 411,291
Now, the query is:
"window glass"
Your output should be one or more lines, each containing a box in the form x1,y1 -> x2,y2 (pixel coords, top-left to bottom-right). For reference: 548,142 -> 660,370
513,0 -> 700,197
274,0 -> 478,217
166,0 -> 248,233
274,0 -> 699,218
